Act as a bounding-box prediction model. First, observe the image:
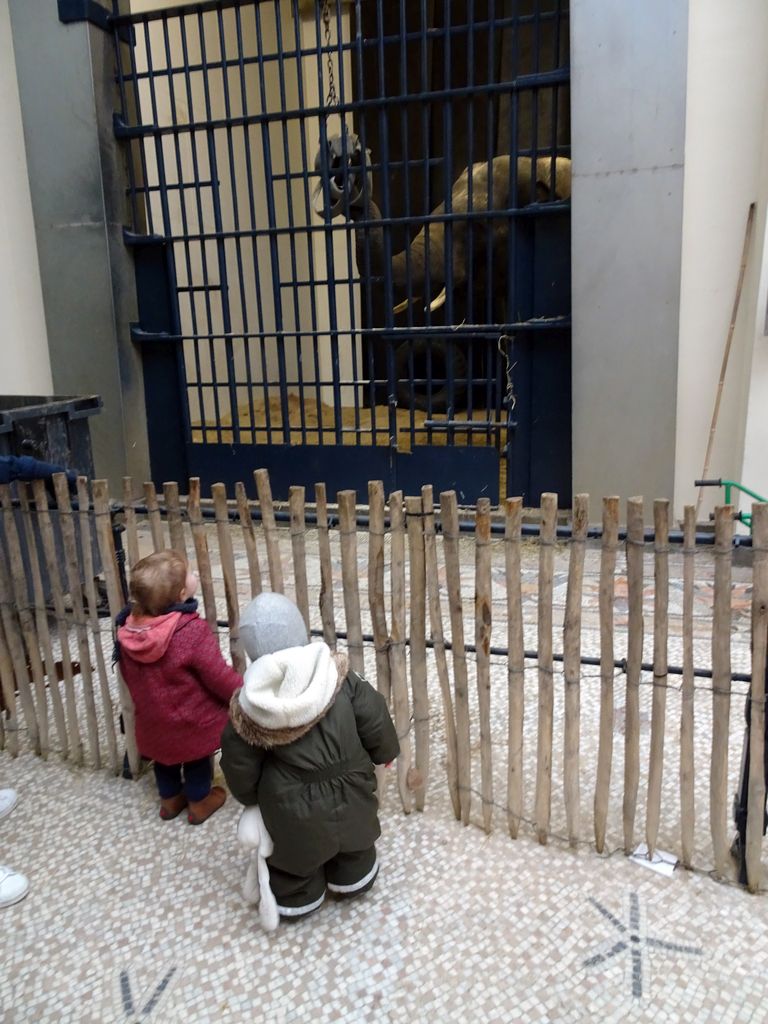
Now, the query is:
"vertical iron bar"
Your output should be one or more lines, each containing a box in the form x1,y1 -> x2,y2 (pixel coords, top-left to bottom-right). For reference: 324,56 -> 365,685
274,1 -> 308,446
465,1 -> 475,445
142,18 -> 192,448
179,12 -> 222,442
233,4 -> 273,446
398,0 -> 416,449
312,3 -> 343,445
128,21 -> 155,236
253,2 -> 292,444
442,0 -> 455,446
290,0 -> 326,446
113,25 -> 140,231
420,0 -> 434,428
198,9 -> 240,444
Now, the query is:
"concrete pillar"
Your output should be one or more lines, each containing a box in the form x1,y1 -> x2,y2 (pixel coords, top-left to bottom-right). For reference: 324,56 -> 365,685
8,0 -> 150,488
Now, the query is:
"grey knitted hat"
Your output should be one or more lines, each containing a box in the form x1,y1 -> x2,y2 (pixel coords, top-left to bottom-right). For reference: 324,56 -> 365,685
240,592 -> 309,661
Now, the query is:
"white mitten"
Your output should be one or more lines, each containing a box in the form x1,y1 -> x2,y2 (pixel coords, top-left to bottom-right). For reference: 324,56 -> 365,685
237,806 -> 278,932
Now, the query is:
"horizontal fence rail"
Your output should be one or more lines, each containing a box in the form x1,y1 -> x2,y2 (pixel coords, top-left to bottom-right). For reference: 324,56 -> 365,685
0,472 -> 765,892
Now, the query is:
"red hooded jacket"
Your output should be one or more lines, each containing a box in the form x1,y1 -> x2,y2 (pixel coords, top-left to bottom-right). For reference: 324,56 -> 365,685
117,611 -> 242,764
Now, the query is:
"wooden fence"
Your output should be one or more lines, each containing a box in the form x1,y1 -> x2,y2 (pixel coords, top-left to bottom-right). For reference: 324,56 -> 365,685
0,472 -> 765,893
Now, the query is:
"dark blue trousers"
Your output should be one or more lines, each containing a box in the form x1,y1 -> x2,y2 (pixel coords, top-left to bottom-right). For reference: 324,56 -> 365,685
153,757 -> 212,802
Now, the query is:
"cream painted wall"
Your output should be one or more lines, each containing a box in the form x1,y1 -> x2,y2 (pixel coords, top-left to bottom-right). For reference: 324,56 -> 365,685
675,0 -> 768,524
0,0 -> 52,395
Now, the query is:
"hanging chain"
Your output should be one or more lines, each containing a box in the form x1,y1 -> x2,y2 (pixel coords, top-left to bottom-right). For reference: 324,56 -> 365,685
498,334 -> 517,414
322,0 -> 338,111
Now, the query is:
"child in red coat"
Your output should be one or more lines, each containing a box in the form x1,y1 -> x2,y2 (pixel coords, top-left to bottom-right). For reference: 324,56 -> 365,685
116,550 -> 242,824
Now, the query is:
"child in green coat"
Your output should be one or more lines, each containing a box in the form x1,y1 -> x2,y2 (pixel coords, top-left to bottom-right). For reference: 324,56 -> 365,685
220,593 -> 399,919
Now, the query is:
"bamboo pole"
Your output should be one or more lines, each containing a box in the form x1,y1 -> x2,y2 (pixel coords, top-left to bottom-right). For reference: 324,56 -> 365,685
254,468 -> 283,593
696,203 -> 756,517
0,485 -> 44,756
236,481 -> 262,598
535,493 -> 557,845
315,483 -> 336,649
441,490 -> 471,825
212,483 -> 245,675
143,481 -> 165,552
563,493 -> 588,847
389,491 -> 413,813
709,505 -> 733,878
475,496 -> 493,834
289,486 -> 310,632
337,491 -> 364,676
646,499 -> 670,857
122,477 -> 140,570
505,496 -> 525,839
30,479 -> 81,763
422,484 -> 460,820
18,484 -> 68,757
746,503 -> 768,892
594,496 -> 619,853
187,478 -> 217,632
92,480 -> 140,776
368,481 -> 391,702
406,495 -> 429,812
0,618 -> 16,754
163,481 -> 187,558
679,506 -> 696,869
52,475 -> 101,768
623,497 -> 645,854
76,477 -> 119,774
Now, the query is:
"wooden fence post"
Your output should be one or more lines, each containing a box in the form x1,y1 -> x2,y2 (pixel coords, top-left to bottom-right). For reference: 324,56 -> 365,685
163,481 -> 187,558
315,483 -> 336,649
52,474 -> 101,769
187,478 -> 218,632
77,477 -> 119,774
623,497 -> 644,854
709,504 -> 733,878
406,495 -> 429,812
368,481 -> 391,703
30,479 -> 81,763
646,499 -> 670,857
235,481 -> 262,598
441,490 -> 471,825
289,486 -> 310,632
18,484 -> 69,758
475,496 -> 493,834
505,496 -> 525,839
92,479 -> 140,777
0,619 -> 16,755
122,477 -> 140,569
423,484 -> 460,820
594,496 -> 619,853
389,491 -> 413,813
254,469 -> 284,593
212,483 -> 245,675
680,505 -> 696,869
143,482 -> 165,552
746,503 -> 768,892
338,491 -> 364,676
535,493 -> 557,845
0,484 -> 43,757
563,493 -> 589,847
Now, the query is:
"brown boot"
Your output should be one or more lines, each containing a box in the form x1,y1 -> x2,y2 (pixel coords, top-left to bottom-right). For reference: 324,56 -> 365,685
187,786 -> 226,825
159,793 -> 188,820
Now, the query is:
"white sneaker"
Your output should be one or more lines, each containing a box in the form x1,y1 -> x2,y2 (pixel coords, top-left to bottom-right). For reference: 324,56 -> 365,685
0,866 -> 29,908
0,790 -> 18,820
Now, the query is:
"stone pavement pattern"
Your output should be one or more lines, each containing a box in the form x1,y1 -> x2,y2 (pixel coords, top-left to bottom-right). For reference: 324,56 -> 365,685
2,519 -> 766,1021
1,752 -> 767,1023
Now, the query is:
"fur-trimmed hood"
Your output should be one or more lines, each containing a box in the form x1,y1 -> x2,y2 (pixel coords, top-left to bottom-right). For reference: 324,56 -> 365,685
230,643 -> 348,749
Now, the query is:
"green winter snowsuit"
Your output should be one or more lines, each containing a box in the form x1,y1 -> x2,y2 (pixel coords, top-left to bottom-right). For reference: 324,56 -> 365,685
220,651 -> 399,886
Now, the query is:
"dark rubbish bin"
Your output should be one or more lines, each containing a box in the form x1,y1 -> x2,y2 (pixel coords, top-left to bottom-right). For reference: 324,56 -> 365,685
0,395 -> 103,604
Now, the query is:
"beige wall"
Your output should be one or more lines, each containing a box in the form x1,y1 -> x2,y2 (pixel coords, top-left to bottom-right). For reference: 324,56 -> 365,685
0,0 -> 52,395
675,0 -> 768,524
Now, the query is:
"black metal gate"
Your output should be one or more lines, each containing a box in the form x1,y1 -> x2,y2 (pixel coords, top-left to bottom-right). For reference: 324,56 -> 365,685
110,0 -> 571,504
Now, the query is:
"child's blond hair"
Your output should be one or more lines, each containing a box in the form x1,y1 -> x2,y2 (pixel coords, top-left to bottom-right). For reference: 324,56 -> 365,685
129,550 -> 188,617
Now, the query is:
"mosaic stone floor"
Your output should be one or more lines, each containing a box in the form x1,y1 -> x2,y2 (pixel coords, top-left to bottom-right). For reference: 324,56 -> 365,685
1,519 -> 766,1021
